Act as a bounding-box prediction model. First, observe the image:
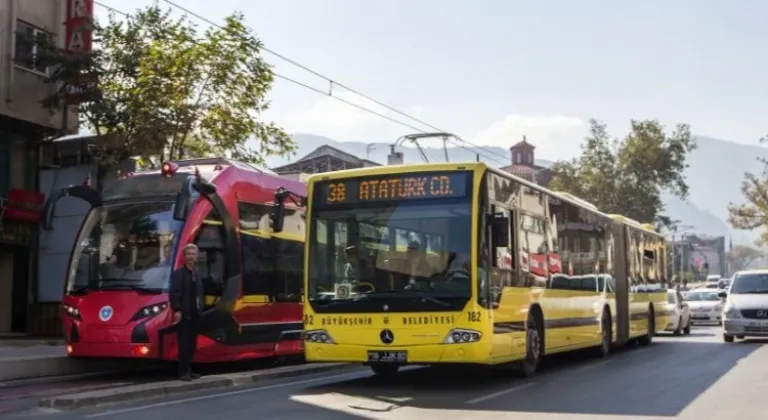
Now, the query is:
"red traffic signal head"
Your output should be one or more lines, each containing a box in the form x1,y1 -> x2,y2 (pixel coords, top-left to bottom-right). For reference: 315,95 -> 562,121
160,162 -> 179,178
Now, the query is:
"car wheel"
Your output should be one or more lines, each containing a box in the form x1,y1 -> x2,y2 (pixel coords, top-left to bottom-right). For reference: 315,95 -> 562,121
723,334 -> 734,343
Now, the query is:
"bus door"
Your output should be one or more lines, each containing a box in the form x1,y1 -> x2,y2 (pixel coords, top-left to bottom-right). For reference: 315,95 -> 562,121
612,223 -> 630,345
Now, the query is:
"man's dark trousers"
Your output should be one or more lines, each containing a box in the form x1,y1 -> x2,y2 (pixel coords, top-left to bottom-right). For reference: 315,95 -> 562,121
178,313 -> 199,376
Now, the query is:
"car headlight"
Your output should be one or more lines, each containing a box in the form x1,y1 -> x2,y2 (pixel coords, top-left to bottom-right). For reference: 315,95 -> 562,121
723,303 -> 741,319
304,329 -> 335,344
443,329 -> 482,344
713,303 -> 723,312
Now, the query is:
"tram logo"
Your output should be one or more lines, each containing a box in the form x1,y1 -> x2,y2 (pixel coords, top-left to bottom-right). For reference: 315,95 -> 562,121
99,306 -> 113,322
380,329 -> 394,344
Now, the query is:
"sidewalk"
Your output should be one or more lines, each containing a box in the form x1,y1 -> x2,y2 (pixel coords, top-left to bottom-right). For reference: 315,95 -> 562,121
0,341 -> 133,383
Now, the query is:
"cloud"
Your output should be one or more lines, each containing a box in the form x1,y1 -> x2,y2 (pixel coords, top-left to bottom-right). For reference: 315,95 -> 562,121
472,114 -> 584,148
288,91 -> 426,133
469,114 -> 586,161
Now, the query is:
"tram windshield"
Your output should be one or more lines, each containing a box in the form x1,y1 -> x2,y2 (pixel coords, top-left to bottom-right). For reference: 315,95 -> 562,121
66,201 -> 183,293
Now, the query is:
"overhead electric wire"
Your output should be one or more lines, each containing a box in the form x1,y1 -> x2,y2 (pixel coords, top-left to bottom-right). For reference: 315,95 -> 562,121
93,1 -> 511,166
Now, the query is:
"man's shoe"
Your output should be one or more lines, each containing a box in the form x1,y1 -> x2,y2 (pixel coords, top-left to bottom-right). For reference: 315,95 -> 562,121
179,374 -> 192,381
191,373 -> 201,379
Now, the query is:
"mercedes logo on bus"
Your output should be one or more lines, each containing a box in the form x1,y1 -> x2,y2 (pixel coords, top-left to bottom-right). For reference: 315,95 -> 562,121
380,329 -> 394,345
758,310 -> 767,318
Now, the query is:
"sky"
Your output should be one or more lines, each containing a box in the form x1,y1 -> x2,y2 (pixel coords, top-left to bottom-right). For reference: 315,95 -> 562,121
97,0 -> 768,162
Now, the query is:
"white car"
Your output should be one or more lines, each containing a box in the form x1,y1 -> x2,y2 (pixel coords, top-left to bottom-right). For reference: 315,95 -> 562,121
722,269 -> 768,342
684,289 -> 723,325
665,289 -> 692,335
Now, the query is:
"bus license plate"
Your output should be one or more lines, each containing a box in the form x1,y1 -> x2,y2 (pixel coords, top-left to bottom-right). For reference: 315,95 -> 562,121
367,350 -> 407,363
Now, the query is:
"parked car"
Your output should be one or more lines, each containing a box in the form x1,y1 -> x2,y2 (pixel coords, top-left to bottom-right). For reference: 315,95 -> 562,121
684,289 -> 723,325
721,269 -> 768,342
665,289 -> 692,335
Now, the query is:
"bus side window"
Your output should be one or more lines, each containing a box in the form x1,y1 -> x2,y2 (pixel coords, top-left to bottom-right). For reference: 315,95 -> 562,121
273,239 -> 303,302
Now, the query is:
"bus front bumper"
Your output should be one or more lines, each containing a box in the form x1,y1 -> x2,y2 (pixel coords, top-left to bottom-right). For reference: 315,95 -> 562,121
305,341 -> 492,365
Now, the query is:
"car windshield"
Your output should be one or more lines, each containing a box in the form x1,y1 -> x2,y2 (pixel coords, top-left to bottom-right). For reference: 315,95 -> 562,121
685,291 -> 720,301
308,198 -> 472,302
66,201 -> 183,293
731,273 -> 768,294
667,292 -> 676,304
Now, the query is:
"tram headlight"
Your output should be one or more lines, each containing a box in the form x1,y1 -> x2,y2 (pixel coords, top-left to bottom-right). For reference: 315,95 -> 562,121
304,329 -> 335,344
443,329 -> 482,344
63,304 -> 81,320
130,302 -> 169,321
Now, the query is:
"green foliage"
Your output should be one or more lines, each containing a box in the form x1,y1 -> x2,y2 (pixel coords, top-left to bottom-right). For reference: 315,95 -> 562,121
36,3 -> 295,167
549,119 -> 696,226
727,136 -> 768,244
726,244 -> 764,272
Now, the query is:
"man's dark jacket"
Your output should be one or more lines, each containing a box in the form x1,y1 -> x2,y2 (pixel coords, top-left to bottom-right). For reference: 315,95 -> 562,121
170,266 -> 204,319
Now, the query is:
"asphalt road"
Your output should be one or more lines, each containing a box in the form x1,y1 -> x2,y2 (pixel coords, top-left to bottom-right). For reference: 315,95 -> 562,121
8,326 -> 768,420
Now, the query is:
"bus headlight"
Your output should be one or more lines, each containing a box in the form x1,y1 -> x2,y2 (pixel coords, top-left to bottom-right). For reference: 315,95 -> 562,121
443,329 -> 482,344
304,329 -> 335,344
130,302 -> 169,321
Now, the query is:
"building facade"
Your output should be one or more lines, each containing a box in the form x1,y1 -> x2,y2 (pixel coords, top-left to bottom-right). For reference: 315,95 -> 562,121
0,0 -> 79,335
499,137 -> 553,187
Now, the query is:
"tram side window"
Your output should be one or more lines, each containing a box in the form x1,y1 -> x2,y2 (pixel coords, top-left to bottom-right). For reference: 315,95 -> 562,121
241,233 -> 271,296
273,239 -> 303,302
238,202 -> 271,230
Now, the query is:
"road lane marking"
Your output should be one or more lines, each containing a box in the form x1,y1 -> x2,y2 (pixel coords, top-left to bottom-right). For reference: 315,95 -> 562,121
85,370 -> 367,418
465,381 -> 537,404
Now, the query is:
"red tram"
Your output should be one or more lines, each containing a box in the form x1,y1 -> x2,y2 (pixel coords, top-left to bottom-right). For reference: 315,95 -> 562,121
43,158 -> 306,362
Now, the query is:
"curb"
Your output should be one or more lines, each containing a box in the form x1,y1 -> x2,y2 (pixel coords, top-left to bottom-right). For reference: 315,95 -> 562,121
39,363 -> 358,409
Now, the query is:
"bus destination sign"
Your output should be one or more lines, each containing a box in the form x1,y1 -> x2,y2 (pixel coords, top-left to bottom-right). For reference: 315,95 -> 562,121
315,172 -> 469,206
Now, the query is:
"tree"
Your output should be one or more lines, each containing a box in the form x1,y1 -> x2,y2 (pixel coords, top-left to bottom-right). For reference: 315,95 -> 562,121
549,119 -> 696,226
727,137 -> 768,244
36,4 -> 295,167
726,244 -> 764,272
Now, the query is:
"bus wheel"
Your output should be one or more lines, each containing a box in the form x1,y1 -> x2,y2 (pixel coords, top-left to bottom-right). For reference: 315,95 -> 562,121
595,310 -> 612,358
638,308 -> 654,346
519,315 -> 543,377
370,364 -> 400,378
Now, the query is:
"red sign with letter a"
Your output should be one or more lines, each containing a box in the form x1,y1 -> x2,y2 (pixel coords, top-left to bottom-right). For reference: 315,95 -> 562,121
2,188 -> 46,223
65,0 -> 94,53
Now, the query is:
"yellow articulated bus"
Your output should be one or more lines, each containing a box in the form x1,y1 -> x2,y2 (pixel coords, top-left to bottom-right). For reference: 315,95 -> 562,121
278,162 -> 669,377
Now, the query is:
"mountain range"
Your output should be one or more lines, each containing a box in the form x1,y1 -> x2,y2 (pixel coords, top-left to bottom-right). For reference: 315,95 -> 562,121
264,134 -> 767,245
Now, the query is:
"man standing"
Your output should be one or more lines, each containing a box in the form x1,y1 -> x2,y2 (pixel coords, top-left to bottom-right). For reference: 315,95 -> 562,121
170,243 -> 204,381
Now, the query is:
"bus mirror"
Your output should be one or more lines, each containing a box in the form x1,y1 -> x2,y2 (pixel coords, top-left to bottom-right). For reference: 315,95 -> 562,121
489,215 -> 509,247
42,184 -> 103,230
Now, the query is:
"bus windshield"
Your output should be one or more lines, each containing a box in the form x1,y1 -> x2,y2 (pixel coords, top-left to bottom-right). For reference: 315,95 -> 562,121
308,200 -> 473,302
66,201 -> 183,293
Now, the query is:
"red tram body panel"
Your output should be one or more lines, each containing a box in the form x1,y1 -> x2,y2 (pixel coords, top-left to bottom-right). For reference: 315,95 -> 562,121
50,158 -> 306,362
